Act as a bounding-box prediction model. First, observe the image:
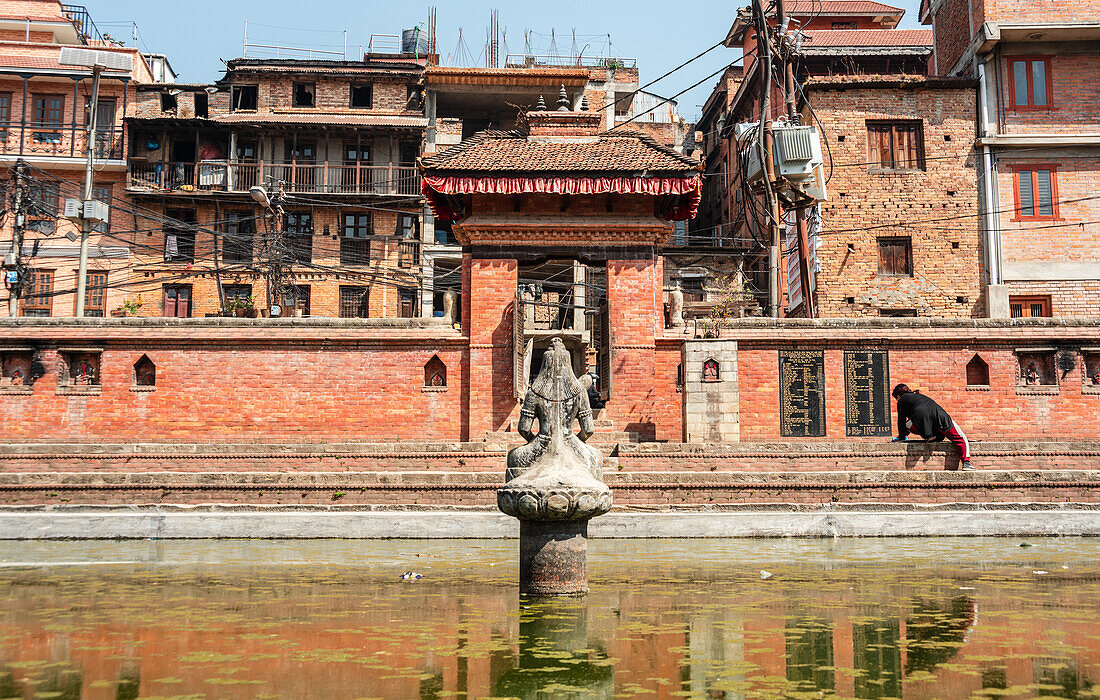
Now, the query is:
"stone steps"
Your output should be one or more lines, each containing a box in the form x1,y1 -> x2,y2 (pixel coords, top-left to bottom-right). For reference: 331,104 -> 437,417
1,441 -> 1096,474
1,469 -> 1098,508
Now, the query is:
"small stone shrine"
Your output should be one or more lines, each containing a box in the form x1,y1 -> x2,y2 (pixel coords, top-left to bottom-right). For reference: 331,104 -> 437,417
497,338 -> 612,595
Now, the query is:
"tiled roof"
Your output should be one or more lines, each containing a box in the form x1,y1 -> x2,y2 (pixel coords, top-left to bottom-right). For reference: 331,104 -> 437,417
804,28 -> 932,46
786,0 -> 904,14
210,113 -> 428,128
420,130 -> 699,174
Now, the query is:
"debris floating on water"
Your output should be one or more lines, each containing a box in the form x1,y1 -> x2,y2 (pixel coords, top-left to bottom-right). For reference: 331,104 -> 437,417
400,571 -> 423,580
959,586 -> 976,590
1033,570 -> 1048,575
760,570 -> 773,580
1020,542 -> 1034,548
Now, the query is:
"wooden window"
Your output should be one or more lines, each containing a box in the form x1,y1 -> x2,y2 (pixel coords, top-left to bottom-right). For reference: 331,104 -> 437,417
0,92 -> 11,132
285,285 -> 310,316
20,270 -> 53,317
339,286 -> 369,318
350,84 -> 372,108
32,95 -> 64,128
27,182 -> 58,234
1008,56 -> 1052,109
292,82 -> 315,108
286,212 -> 313,264
164,208 -> 197,262
81,271 -> 107,317
341,211 -> 371,265
1009,295 -> 1052,318
866,120 -> 924,171
163,285 -> 192,318
223,284 -> 252,307
877,237 -> 912,276
222,211 -> 253,263
91,184 -> 111,233
231,85 -> 257,111
1013,166 -> 1059,220
399,288 -> 417,318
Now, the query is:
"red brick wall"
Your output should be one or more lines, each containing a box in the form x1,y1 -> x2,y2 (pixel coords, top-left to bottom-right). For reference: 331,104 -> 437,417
0,320 -> 1097,451
996,156 -> 1100,318
999,47 -> 1100,134
733,334 -> 1100,442
930,0 -> 974,75
0,325 -> 466,442
807,84 -> 982,317
465,255 -> 518,438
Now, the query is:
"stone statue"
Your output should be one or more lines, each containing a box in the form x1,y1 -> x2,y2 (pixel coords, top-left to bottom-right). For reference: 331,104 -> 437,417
498,337 -> 612,595
669,281 -> 685,328
442,289 -> 458,326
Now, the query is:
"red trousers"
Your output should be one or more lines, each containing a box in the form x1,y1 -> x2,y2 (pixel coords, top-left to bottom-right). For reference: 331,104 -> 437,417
907,419 -> 971,461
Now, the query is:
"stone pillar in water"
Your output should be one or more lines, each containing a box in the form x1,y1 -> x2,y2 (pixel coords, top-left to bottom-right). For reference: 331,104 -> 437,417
497,337 -> 612,595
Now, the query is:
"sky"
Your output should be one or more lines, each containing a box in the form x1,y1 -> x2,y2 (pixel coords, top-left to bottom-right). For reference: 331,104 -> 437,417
87,0 -> 925,122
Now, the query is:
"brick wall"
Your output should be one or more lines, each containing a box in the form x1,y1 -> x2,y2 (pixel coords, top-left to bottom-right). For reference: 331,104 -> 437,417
725,320 -> 1100,442
930,0 -> 973,74
996,156 -> 1100,317
999,46 -> 1100,134
806,83 -> 983,317
0,320 -> 465,442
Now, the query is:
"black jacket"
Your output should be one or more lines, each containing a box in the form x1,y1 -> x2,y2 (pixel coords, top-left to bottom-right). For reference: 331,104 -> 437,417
896,392 -> 953,439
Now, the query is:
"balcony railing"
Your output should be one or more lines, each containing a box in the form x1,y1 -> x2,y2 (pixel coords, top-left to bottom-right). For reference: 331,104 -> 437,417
61,4 -> 105,45
0,124 -> 124,160
128,161 -> 421,196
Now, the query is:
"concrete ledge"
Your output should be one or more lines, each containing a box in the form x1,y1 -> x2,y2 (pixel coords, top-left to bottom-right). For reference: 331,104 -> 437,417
1,504 -> 1098,539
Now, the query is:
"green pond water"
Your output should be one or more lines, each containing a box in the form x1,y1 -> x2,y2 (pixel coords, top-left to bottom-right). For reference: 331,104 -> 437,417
1,537 -> 1099,699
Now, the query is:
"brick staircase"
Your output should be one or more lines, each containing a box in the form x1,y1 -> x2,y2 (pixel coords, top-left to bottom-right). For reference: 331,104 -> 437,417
0,440 -> 1097,510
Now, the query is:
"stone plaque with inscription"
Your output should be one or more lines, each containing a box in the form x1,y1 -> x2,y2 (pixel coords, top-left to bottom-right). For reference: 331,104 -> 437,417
844,350 -> 891,437
779,350 -> 826,437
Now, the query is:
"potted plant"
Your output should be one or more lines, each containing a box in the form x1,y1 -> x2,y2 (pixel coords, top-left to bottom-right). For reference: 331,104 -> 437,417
121,295 -> 143,317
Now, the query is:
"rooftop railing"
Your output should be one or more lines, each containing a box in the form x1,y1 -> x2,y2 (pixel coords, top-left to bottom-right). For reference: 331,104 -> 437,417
502,54 -> 636,69
60,4 -> 105,45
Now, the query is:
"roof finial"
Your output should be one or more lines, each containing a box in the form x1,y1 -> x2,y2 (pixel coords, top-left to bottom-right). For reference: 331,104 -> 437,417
536,94 -> 547,110
557,84 -> 569,111
580,94 -> 589,111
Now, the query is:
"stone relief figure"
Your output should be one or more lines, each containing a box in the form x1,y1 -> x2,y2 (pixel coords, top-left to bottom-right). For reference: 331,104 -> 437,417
668,281 -> 685,328
499,337 -> 611,521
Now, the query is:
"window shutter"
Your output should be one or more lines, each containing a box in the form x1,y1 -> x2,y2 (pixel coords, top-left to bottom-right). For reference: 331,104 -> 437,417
1018,170 -> 1034,217
1010,303 -> 1022,318
867,126 -> 883,168
1036,170 -> 1053,217
164,287 -> 176,317
178,287 -> 190,318
893,126 -> 908,169
599,299 -> 613,401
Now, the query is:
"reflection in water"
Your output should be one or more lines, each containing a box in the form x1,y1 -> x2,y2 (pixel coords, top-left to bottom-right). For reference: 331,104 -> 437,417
0,538 -> 1097,699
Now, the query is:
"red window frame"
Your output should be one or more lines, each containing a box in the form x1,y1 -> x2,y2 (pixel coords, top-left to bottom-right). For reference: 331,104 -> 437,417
1011,164 -> 1061,221
1007,56 -> 1053,110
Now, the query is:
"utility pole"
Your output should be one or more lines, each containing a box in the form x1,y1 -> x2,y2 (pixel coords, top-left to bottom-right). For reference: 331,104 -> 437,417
75,63 -> 103,318
776,0 -> 816,318
6,160 -> 28,317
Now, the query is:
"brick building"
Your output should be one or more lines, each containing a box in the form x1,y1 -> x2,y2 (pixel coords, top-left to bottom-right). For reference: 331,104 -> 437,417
421,98 -> 701,441
921,0 -> 1100,318
122,53 -> 428,319
421,58 -> 686,319
0,0 -> 166,317
693,0 -> 987,318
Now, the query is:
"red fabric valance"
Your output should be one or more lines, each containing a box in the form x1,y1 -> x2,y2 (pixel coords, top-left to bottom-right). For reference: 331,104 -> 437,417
421,174 -> 701,222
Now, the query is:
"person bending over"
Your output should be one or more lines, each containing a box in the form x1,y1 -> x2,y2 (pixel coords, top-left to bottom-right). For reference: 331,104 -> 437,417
891,383 -> 973,471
